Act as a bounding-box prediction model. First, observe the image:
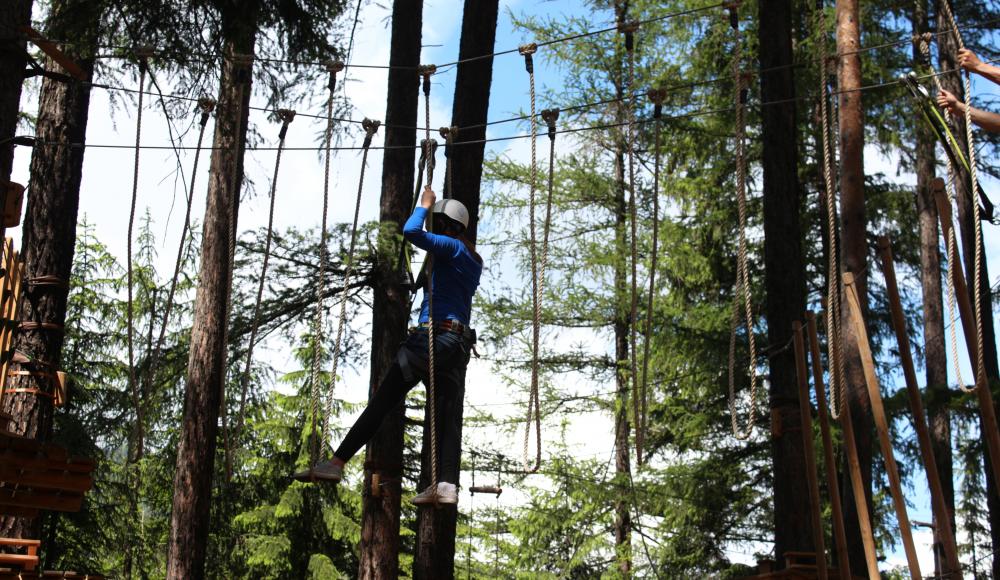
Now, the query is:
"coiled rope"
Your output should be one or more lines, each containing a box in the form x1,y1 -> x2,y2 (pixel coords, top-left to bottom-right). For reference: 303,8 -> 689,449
520,43 -> 543,474
724,1 -> 760,440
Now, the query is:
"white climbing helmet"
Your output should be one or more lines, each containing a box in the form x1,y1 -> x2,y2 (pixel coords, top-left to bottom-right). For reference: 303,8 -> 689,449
431,199 -> 470,230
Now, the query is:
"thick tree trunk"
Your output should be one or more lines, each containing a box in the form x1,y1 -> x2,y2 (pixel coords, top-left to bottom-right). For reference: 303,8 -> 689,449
758,0 -> 809,568
835,1 -> 871,576
355,1 -> 422,577
0,0 -> 32,186
0,0 -> 97,542
165,19 -> 256,580
413,0 -> 497,577
937,12 -> 1000,577
912,4 -> 953,576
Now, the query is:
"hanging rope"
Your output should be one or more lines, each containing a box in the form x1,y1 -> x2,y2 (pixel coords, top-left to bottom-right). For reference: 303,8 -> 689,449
519,43 -> 543,474
724,1 -> 759,441
308,61 -> 344,465
397,138 -> 429,291
638,88 -> 665,466
125,47 -> 152,461
317,117 -> 381,460
417,62 -> 442,487
815,0 -> 847,419
145,98 -> 215,393
619,18 -> 643,465
940,0 -> 987,391
225,108 -> 296,480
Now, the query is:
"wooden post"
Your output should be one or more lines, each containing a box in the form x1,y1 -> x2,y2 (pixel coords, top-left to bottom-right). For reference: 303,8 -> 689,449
877,236 -> 961,576
932,178 -> 1000,494
792,321 -> 828,579
843,272 -> 922,580
805,312 -> 852,576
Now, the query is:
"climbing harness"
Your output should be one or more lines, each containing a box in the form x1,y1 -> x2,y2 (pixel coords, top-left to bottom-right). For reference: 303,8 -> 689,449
125,46 -> 153,460
519,43 -> 543,474
316,117 -> 381,465
816,0 -> 847,419
638,88 -> 666,466
145,97 -> 215,393
724,1 -> 760,440
940,0 -> 987,392
308,61 -> 345,465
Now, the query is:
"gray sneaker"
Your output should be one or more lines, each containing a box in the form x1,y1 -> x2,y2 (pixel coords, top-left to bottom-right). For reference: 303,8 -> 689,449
291,459 -> 343,483
410,482 -> 458,506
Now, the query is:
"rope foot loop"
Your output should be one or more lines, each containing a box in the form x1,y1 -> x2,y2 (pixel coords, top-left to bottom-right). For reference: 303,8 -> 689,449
541,108 -> 559,141
518,43 -> 537,73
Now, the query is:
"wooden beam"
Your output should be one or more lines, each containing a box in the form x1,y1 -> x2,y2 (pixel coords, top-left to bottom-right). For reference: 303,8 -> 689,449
843,272 -> 921,580
0,487 -> 83,512
0,504 -> 37,518
792,321 -> 828,579
19,26 -> 87,81
932,177 -> 1000,494
0,464 -> 93,493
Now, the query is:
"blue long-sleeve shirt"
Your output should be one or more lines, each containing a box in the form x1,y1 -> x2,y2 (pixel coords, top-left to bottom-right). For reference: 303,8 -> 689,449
403,206 -> 482,325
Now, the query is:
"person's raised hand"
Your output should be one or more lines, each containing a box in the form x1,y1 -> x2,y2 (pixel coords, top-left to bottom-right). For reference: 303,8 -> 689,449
937,89 -> 964,115
958,48 -> 983,73
421,184 -> 436,209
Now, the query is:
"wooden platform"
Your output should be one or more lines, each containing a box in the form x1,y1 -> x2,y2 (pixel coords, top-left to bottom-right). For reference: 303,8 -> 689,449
0,538 -> 38,572
0,572 -> 104,579
740,552 -> 866,580
0,434 -> 95,513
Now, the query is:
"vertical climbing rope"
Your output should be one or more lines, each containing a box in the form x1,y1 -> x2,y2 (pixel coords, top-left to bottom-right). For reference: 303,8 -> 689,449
440,125 -> 458,200
125,48 -> 151,461
309,61 -> 344,466
724,1 -> 759,440
146,98 -> 215,393
940,0 -> 987,391
816,0 -> 847,419
619,18 -> 642,465
916,34 -> 971,393
519,43 -> 542,474
418,63 -> 442,487
227,108 -> 295,480
318,117 -> 381,458
638,88 -> 665,466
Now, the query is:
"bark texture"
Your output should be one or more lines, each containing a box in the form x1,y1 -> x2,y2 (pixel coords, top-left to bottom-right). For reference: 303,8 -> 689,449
413,1 -> 498,576
165,18 -> 256,579
835,1 -> 871,575
937,11 -> 1000,577
758,0 -> 810,568
356,1 -> 422,577
912,4 -> 954,576
0,0 -> 97,540
0,0 -> 32,186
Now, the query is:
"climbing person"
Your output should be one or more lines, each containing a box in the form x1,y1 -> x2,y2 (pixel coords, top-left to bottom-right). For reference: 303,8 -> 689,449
937,48 -> 1000,133
293,184 -> 482,507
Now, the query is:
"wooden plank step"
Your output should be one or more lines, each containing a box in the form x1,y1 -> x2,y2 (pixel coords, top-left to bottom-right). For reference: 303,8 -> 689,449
0,487 -> 84,512
0,464 -> 93,493
0,451 -> 96,476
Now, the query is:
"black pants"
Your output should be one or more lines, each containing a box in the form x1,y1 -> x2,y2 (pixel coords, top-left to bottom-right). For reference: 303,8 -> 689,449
333,327 -> 471,483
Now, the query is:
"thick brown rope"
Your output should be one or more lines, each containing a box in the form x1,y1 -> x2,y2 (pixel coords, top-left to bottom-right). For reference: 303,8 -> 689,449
231,109 -> 296,480
940,0 -> 987,391
309,61 -> 344,465
639,88 -> 665,466
816,1 -> 847,420
519,43 -> 543,474
724,2 -> 759,440
319,118 -> 381,456
125,52 -> 149,461
418,63 -> 442,487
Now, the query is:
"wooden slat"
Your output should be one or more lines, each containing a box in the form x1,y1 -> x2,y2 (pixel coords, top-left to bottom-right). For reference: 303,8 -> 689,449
0,539 -> 39,548
843,272 -> 921,580
0,464 -> 93,493
0,486 -> 84,512
0,505 -> 38,518
0,452 -> 95,476
0,554 -> 38,570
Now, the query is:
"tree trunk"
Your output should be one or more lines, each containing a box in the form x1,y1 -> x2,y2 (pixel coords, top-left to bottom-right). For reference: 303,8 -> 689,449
413,0 -> 497,577
835,1 -> 871,576
165,16 -> 256,579
0,0 -> 32,186
0,0 -> 97,541
912,4 -> 954,577
758,0 -> 810,568
356,1 -> 422,577
613,143 -> 632,576
937,11 -> 1000,577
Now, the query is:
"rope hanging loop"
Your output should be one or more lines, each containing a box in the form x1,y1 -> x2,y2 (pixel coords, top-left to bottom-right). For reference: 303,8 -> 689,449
617,20 -> 639,52
723,0 -> 743,29
325,59 -> 345,91
418,64 -> 437,96
518,43 -> 537,73
360,118 -> 381,148
439,125 -> 458,161
276,108 -> 296,139
648,87 -> 666,118
134,45 -> 155,73
230,53 -> 255,84
541,108 -> 559,141
196,98 -> 216,126
422,138 -> 438,184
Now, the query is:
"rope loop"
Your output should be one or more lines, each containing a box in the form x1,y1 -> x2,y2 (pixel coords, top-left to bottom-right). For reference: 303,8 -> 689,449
617,20 -> 639,52
541,108 -> 559,140
723,0 -> 742,29
422,138 -> 438,183
519,43 -> 537,73
360,118 -> 381,148
230,53 -> 254,84
325,59 -> 345,91
418,64 -> 436,95
439,125 -> 458,154
277,108 -> 296,139
196,98 -> 216,126
134,45 -> 155,72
